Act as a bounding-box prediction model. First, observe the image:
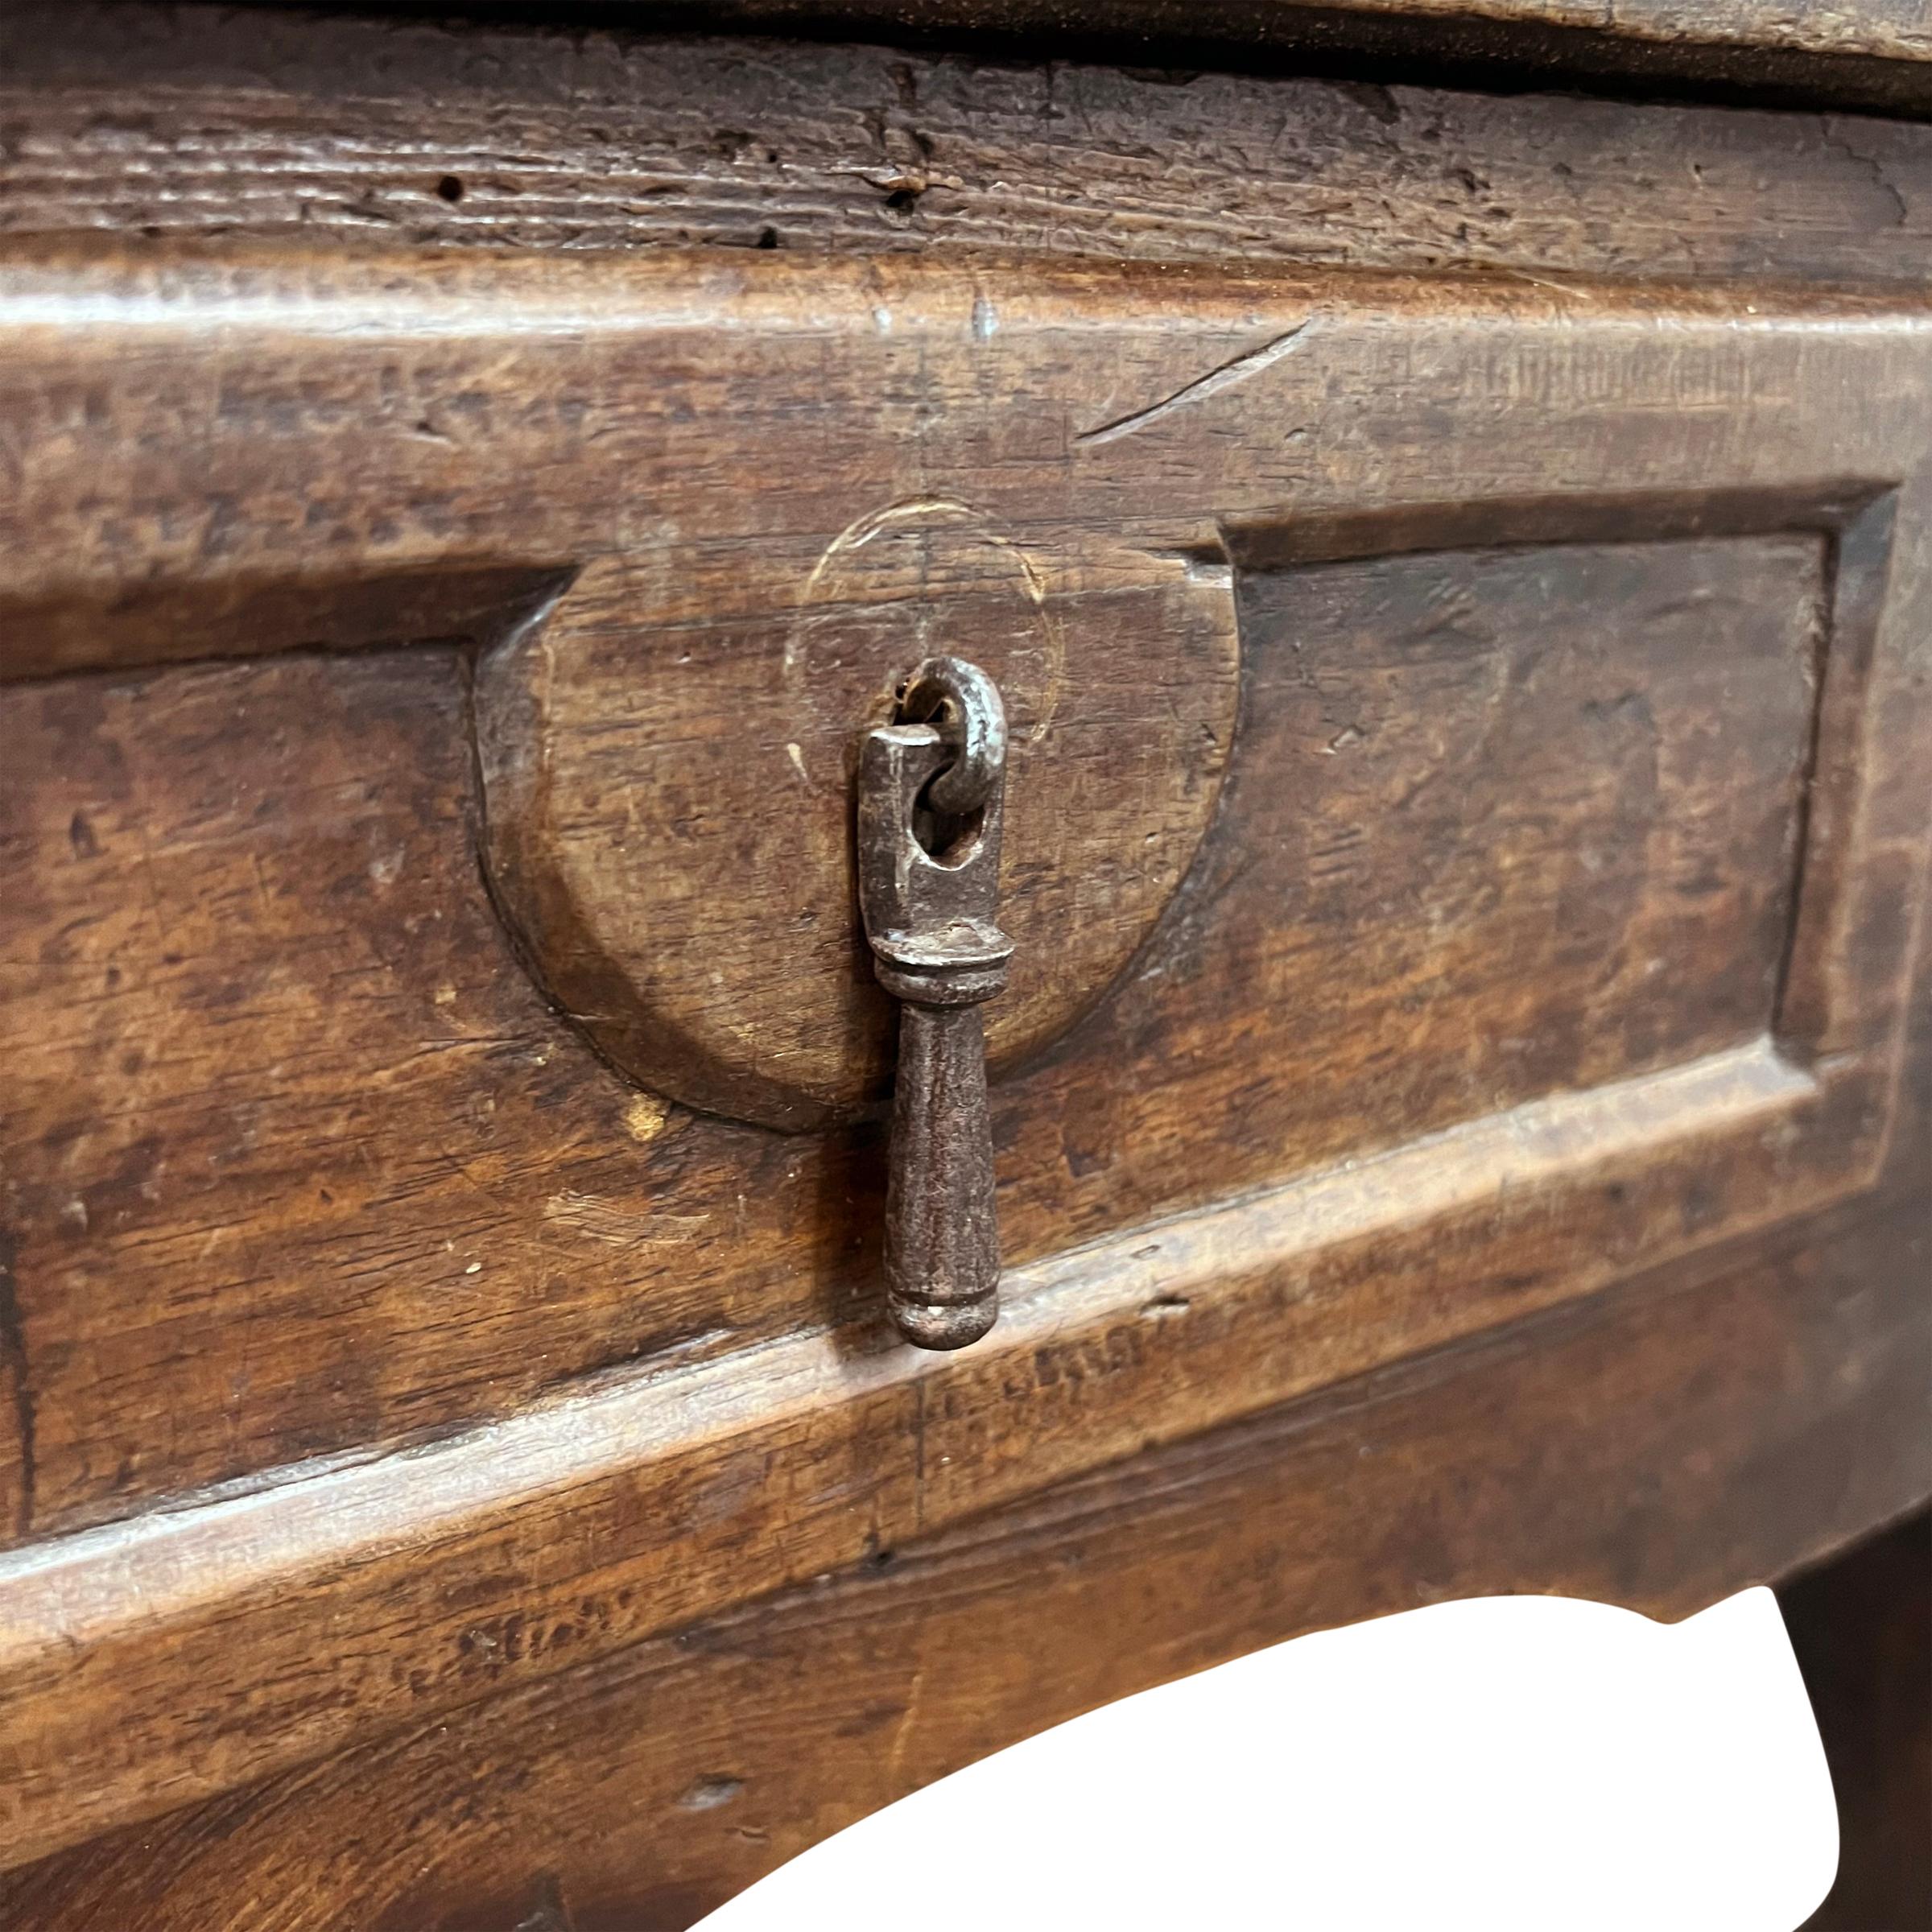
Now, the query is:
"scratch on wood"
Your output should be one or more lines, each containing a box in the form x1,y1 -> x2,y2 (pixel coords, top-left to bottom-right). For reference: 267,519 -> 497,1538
1075,321 -> 1317,446
543,1191 -> 708,1247
795,497 -> 989,607
0,1232 -> 35,1539
887,1658 -> 929,1785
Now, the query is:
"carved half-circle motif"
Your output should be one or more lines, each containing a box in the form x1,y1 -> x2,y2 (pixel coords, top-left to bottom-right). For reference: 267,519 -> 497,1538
475,503 -> 1240,1130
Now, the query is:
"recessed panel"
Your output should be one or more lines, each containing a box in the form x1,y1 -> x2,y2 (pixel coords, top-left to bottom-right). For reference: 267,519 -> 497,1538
1060,532 -> 1827,1186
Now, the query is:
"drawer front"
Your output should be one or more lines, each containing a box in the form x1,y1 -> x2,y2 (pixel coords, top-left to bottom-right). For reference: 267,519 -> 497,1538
2,242 -> 1929,1867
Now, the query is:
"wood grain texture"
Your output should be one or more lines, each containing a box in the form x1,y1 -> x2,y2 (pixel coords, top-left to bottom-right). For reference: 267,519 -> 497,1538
687,0 -> 1932,64
2,6 -> 1932,279
1216,534 -> 1823,1114
3,1191 -> 1926,1930
1298,0 -> 1932,57
1,7 -> 1930,1907
473,507 -> 1241,1126
239,0 -> 1932,66
0,1033 -> 1889,1871
3,250 -> 1928,1566
8,487 -> 1932,1851
220,0 -> 1932,117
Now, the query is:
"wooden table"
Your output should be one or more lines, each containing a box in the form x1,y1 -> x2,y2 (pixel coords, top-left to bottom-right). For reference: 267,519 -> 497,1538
0,3 -> 1926,1924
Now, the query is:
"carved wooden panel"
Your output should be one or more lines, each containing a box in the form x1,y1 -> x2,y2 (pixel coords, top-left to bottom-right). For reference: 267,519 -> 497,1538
0,242 -> 1928,1872
6,1198 -> 1929,1930
473,507 -> 1241,1127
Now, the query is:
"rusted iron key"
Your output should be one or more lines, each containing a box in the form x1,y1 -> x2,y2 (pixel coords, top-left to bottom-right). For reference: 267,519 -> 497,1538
857,658 -> 1012,1350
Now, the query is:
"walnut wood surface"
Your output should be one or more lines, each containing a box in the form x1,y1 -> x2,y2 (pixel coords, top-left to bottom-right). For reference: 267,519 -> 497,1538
226,0 -> 1932,114
3,249 -> 1927,1550
237,0 -> 1932,65
473,502 -> 1241,1125
0,1037 -> 1863,1866
4,6 -> 1932,279
3,1191 -> 1926,1930
695,0 -> 1932,64
1,4 -> 1930,1919
1279,0 -> 1932,57
2,237 -> 1930,1868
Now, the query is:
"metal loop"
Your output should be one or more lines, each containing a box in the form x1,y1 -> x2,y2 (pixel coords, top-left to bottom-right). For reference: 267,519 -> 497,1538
895,657 -> 1007,817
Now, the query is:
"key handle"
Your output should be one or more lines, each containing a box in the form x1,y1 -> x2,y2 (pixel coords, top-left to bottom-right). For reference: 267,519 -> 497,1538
857,660 -> 1013,1350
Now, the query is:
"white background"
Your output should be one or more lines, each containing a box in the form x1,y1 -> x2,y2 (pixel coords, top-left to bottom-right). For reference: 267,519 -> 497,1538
699,1587 -> 1838,1931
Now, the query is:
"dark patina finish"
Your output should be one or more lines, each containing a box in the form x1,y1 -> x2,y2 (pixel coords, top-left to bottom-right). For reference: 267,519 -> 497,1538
857,658 -> 1012,1350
